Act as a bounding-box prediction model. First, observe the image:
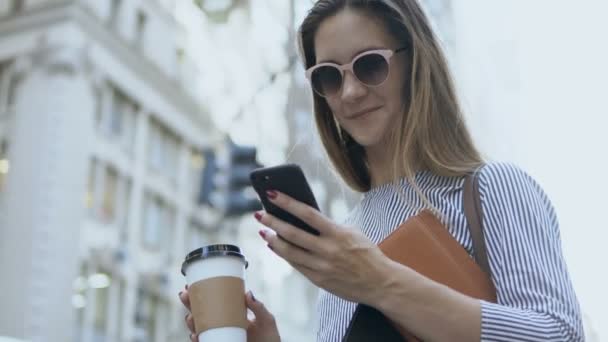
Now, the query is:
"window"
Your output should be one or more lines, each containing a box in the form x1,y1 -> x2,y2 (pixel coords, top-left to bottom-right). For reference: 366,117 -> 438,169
93,88 -> 103,128
142,193 -> 174,250
93,281 -> 110,338
101,166 -> 118,223
134,288 -> 161,342
118,178 -> 132,228
87,159 -> 131,226
0,139 -> 9,192
189,149 -> 204,200
72,265 -> 113,342
90,270 -> 112,341
115,278 -> 126,340
85,159 -> 96,211
135,10 -> 147,48
104,87 -> 137,153
0,60 -> 12,110
148,121 -> 163,171
148,118 -> 180,182
72,263 -> 87,341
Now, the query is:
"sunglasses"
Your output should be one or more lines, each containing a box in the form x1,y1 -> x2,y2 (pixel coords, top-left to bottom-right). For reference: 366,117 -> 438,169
305,47 -> 408,97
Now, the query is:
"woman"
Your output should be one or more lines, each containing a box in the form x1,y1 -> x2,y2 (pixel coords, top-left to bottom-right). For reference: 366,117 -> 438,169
180,0 -> 583,341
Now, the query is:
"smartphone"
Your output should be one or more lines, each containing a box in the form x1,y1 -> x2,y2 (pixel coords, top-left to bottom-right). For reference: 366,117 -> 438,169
250,164 -> 320,236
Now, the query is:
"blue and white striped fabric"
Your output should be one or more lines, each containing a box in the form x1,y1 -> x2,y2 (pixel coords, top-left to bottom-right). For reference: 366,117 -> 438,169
315,162 -> 583,341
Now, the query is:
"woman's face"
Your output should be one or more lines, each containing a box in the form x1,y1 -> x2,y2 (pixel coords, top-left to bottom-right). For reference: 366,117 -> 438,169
313,8 -> 409,149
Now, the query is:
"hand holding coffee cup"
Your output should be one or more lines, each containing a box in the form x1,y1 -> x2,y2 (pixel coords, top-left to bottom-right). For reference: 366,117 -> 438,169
180,244 -> 280,342
180,288 -> 280,342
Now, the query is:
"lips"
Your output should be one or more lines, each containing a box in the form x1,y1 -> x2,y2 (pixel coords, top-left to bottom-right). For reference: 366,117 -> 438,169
348,106 -> 382,119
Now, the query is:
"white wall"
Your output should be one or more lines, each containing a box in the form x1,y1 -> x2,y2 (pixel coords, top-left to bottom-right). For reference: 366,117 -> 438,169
452,1 -> 608,340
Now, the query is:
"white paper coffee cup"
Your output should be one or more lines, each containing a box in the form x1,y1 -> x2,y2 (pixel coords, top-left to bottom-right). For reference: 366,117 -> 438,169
182,244 -> 249,342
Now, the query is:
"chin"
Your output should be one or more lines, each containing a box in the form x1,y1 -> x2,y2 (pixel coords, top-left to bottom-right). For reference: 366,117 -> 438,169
350,133 -> 383,148
344,121 -> 390,148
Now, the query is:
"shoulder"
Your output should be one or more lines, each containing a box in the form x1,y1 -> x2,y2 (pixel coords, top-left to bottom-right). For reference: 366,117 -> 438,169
476,161 -> 559,233
476,161 -> 547,202
477,161 -> 533,187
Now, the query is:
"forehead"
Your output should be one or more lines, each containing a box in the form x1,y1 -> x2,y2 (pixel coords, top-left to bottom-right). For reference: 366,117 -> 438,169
314,8 -> 397,64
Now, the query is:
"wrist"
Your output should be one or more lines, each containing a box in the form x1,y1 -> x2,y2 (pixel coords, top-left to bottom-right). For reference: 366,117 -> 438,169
367,258 -> 413,310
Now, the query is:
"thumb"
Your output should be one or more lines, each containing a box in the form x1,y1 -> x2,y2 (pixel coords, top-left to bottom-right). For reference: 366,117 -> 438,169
246,291 -> 274,323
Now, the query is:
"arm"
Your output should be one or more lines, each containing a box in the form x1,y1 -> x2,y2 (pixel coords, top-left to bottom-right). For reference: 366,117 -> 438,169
372,163 -> 584,341
372,258 -> 482,341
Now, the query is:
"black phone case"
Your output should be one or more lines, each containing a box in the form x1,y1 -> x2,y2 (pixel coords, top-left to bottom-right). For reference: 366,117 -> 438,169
250,164 -> 320,235
342,304 -> 406,342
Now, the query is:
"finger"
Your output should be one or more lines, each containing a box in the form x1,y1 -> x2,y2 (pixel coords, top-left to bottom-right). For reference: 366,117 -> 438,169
257,212 -> 321,253
185,313 -> 195,334
265,232 -> 324,270
179,289 -> 191,311
265,190 -> 335,235
246,291 -> 275,325
190,333 -> 197,342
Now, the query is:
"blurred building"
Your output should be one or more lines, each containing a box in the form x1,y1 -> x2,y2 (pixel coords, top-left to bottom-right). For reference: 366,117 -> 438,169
0,0 -> 225,341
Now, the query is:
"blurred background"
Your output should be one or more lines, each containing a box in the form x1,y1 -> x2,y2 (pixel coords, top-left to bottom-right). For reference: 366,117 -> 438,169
0,0 -> 606,341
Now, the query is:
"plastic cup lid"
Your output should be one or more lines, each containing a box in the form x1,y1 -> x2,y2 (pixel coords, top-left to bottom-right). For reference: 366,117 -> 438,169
181,244 -> 248,275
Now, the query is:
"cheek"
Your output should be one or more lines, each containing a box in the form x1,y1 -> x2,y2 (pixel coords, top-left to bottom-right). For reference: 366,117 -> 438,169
324,97 -> 342,117
384,72 -> 408,109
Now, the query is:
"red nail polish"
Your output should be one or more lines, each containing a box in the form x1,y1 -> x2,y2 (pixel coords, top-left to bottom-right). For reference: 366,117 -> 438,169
254,212 -> 263,221
258,230 -> 266,239
266,190 -> 278,199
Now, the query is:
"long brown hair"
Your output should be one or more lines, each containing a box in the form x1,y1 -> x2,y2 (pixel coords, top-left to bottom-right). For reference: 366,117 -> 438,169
298,0 -> 483,196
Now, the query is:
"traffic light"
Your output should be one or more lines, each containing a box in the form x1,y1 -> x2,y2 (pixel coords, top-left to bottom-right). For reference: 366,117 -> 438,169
224,140 -> 263,215
197,139 -> 263,216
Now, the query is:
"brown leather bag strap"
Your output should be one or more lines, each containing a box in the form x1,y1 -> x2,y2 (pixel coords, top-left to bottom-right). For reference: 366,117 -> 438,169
463,168 -> 492,277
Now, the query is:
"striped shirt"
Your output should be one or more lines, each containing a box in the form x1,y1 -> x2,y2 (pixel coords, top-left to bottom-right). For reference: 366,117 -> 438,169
316,162 -> 584,341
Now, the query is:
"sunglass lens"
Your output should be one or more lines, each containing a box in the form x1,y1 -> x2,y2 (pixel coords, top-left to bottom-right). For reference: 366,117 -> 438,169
354,53 -> 389,86
311,65 -> 342,96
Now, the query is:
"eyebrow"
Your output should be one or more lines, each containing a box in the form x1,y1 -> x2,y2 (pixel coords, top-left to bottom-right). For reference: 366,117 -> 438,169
316,46 -> 388,65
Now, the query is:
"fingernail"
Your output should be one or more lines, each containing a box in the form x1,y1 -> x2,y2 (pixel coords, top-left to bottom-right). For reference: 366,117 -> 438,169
190,333 -> 196,340
185,284 -> 188,290
179,291 -> 183,297
251,292 -> 257,302
185,313 -> 189,321
266,190 -> 278,199
258,230 -> 267,239
254,212 -> 263,221
267,244 -> 274,251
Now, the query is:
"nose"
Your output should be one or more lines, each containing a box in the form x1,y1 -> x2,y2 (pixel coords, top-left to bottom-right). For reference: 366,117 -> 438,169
340,70 -> 367,102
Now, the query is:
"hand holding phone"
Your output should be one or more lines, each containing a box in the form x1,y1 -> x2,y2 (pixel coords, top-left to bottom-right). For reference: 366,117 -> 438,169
249,164 -> 320,236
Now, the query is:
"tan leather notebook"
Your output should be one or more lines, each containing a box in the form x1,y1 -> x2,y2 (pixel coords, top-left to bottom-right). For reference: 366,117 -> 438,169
380,210 -> 496,302
343,172 -> 496,341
